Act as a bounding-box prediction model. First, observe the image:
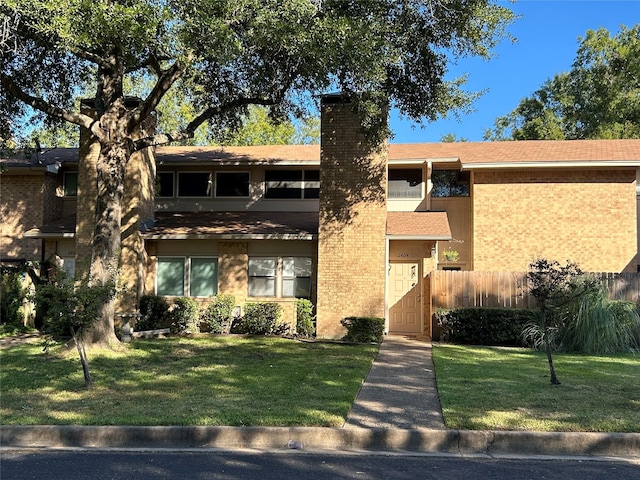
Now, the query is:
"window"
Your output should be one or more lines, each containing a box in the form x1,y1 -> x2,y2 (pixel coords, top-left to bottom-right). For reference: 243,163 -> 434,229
431,170 -> 470,197
216,172 -> 250,197
388,169 -> 422,199
178,172 -> 211,197
282,257 -> 312,298
60,257 -> 76,279
248,257 -> 312,298
63,172 -> 78,196
265,170 -> 320,199
157,257 -> 185,296
156,257 -> 218,297
248,258 -> 277,297
156,172 -> 174,197
189,258 -> 218,297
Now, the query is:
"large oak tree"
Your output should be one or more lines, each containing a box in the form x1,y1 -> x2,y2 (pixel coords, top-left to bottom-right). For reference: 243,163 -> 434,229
1,0 -> 514,345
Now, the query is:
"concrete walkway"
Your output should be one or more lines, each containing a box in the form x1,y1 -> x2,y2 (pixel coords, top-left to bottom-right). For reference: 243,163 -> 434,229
345,335 -> 445,429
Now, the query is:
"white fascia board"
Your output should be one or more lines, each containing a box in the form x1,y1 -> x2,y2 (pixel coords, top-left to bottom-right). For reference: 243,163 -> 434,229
386,235 -> 452,241
462,161 -> 640,170
22,232 -> 75,239
141,233 -> 316,241
388,157 -> 459,165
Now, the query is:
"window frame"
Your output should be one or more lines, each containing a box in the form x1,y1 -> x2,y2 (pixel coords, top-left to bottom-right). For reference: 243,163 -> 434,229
63,171 -> 78,197
177,171 -> 212,198
215,171 -> 250,198
264,169 -> 320,199
156,171 -> 175,198
387,168 -> 423,199
188,257 -> 219,298
431,170 -> 470,198
248,256 -> 313,299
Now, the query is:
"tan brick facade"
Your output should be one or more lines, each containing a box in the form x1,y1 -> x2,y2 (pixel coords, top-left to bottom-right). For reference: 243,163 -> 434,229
1,172 -> 62,261
472,169 -> 638,272
316,97 -> 388,338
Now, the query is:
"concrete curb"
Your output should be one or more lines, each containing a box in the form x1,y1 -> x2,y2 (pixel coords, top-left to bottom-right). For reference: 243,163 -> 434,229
2,426 -> 639,458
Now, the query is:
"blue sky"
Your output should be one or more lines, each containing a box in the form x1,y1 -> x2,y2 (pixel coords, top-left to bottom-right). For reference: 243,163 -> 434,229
389,0 -> 640,144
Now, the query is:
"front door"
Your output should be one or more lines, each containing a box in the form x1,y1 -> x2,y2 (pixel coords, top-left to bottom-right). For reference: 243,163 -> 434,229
388,262 -> 422,334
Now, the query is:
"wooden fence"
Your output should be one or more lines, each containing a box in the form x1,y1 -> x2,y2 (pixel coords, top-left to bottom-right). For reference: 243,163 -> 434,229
430,271 -> 640,310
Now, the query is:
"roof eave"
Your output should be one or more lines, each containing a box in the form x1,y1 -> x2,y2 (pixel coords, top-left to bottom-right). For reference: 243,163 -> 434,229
462,161 -> 640,170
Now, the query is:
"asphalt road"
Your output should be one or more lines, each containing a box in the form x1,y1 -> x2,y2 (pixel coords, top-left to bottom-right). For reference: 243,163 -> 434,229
1,450 -> 639,480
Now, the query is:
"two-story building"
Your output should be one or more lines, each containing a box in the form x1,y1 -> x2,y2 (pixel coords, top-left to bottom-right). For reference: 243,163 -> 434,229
2,95 -> 639,338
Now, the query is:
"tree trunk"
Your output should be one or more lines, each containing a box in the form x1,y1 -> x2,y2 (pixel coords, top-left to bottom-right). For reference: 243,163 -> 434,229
71,327 -> 93,387
86,137 -> 130,347
541,310 -> 561,385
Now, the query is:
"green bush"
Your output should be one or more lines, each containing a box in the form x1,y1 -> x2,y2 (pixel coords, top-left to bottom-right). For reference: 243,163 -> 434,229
341,316 -> 384,343
0,268 -> 26,326
295,299 -> 315,337
436,307 -> 537,346
231,302 -> 284,335
169,297 -> 201,334
200,294 -> 236,333
137,295 -> 170,330
560,285 -> 640,354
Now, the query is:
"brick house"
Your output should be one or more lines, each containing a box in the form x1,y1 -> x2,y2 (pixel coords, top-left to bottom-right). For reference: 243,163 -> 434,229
2,95 -> 639,338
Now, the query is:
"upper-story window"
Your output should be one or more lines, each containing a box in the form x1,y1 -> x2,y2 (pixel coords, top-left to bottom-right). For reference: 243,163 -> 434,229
63,172 -> 78,196
431,170 -> 470,197
388,168 -> 423,199
264,170 -> 320,199
178,172 -> 211,197
156,172 -> 175,197
216,172 -> 250,197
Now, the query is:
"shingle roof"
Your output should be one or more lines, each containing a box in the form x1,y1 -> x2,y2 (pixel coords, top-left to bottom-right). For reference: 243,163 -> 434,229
142,211 -> 319,239
3,140 -> 639,167
386,212 -> 452,239
22,215 -> 76,238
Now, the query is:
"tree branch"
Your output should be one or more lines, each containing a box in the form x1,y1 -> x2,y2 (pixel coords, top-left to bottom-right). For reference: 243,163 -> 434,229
1,73 -> 106,141
131,95 -> 279,151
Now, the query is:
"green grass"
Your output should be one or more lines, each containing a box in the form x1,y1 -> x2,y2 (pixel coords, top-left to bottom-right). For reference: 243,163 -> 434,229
0,336 -> 378,427
433,344 -> 640,432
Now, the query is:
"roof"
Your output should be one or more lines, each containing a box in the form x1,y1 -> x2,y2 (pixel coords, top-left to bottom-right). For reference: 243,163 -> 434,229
142,211 -> 319,240
3,139 -> 639,169
23,215 -> 77,238
386,212 -> 452,240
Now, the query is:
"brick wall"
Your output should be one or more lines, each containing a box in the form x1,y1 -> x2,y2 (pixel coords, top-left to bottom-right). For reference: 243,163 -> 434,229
0,172 -> 62,261
316,96 -> 388,338
473,169 -> 638,272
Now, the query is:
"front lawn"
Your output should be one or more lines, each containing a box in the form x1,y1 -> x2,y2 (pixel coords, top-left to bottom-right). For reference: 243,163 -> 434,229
0,336 -> 378,427
433,344 -> 640,432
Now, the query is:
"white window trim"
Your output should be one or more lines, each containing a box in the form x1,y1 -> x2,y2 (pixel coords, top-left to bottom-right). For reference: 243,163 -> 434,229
248,256 -> 312,298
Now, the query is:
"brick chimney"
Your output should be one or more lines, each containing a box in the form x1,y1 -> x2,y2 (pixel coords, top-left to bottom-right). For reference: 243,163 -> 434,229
315,94 -> 388,338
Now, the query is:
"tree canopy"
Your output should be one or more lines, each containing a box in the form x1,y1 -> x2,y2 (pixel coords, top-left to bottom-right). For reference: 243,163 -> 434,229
485,25 -> 640,141
0,0 -> 515,344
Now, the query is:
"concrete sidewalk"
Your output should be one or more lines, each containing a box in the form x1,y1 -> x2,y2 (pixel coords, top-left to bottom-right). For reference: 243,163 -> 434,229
344,334 -> 445,429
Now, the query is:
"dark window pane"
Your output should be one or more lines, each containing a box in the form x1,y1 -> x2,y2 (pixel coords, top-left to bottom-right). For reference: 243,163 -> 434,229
156,172 -> 174,197
265,170 -> 303,198
216,172 -> 249,197
304,170 -> 320,199
178,172 -> 211,197
431,170 -> 470,197
64,172 -> 78,196
388,169 -> 422,199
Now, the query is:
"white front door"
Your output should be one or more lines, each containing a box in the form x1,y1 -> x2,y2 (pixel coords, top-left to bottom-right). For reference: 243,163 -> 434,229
388,262 -> 422,334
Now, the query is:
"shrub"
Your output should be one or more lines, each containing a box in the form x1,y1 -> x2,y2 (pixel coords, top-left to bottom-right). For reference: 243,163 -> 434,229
436,307 -> 537,346
231,302 -> 284,335
295,299 -> 315,337
0,268 -> 26,327
137,295 -> 170,330
341,316 -> 384,343
169,297 -> 201,334
200,294 -> 236,333
560,285 -> 640,354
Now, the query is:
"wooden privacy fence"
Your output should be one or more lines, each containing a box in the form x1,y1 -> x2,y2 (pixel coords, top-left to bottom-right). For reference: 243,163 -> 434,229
430,271 -> 640,310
